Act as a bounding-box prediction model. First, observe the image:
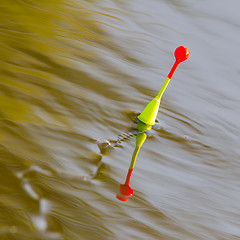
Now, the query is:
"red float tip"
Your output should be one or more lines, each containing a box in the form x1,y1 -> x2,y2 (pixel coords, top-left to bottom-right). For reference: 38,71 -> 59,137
167,46 -> 190,79
174,46 -> 190,63
119,168 -> 134,197
120,183 -> 134,197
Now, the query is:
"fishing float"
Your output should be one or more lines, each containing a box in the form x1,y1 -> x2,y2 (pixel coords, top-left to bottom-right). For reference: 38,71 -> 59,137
117,46 -> 190,202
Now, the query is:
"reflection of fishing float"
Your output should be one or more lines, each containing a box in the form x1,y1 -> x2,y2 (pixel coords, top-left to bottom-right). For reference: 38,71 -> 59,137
117,46 -> 190,202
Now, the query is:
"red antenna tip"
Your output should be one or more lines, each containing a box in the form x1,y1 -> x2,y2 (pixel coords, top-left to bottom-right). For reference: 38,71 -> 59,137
120,183 -> 134,197
174,46 -> 190,63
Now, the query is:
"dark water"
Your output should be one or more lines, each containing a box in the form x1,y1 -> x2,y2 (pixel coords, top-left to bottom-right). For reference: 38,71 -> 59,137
1,0 -> 240,239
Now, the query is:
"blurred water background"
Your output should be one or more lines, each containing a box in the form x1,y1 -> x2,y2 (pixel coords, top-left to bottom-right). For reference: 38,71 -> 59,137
0,0 -> 240,239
